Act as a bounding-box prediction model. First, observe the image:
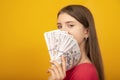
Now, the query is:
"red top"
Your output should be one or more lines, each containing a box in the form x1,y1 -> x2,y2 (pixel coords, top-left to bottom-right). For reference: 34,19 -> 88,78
64,63 -> 99,80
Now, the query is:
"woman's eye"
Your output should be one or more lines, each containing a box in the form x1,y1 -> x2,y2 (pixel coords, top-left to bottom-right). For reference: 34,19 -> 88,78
68,24 -> 74,28
57,25 -> 62,29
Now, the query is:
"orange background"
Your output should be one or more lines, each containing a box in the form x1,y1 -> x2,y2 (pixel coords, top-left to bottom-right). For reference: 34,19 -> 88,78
0,0 -> 120,80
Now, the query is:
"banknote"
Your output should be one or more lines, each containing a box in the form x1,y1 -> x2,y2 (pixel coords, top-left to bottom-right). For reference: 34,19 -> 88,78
44,29 -> 81,70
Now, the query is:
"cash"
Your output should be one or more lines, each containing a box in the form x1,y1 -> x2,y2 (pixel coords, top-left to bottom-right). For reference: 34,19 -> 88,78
44,29 -> 81,71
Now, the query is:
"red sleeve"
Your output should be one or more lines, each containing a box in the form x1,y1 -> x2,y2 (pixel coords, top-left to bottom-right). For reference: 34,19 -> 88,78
70,63 -> 99,80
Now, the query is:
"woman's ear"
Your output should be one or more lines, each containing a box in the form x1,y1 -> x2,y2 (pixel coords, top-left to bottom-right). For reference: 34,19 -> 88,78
84,28 -> 89,39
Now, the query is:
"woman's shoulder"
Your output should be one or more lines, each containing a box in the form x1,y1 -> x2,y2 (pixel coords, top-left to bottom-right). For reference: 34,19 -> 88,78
74,63 -> 97,72
68,63 -> 99,80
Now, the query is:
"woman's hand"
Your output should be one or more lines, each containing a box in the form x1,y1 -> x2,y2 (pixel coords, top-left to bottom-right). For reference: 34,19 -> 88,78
48,55 -> 66,80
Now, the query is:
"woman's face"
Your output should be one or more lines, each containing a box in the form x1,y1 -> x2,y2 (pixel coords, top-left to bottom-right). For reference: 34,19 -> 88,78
57,13 -> 88,46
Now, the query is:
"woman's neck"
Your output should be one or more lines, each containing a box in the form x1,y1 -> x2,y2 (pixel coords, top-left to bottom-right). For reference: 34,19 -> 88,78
79,44 -> 91,64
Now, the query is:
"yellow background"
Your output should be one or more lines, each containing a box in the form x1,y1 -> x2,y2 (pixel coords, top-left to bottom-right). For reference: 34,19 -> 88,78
0,0 -> 120,80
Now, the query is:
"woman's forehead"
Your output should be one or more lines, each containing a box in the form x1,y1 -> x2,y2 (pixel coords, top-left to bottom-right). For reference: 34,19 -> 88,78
57,13 -> 77,23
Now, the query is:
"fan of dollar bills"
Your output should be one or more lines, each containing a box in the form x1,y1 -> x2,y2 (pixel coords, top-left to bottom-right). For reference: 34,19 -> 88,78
44,29 -> 81,71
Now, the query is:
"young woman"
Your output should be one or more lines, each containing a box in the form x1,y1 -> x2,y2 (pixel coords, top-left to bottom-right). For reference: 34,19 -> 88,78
47,5 -> 105,80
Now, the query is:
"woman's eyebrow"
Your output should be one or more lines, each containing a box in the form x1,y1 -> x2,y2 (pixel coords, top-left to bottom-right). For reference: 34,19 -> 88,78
65,21 -> 74,23
57,21 -> 75,24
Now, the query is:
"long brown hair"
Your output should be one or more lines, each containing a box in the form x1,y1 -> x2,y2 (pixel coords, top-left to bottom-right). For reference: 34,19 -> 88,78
57,5 -> 104,80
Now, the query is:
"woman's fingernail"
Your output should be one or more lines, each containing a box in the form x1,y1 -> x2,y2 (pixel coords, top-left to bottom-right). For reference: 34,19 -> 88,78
50,60 -> 54,64
50,60 -> 52,62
